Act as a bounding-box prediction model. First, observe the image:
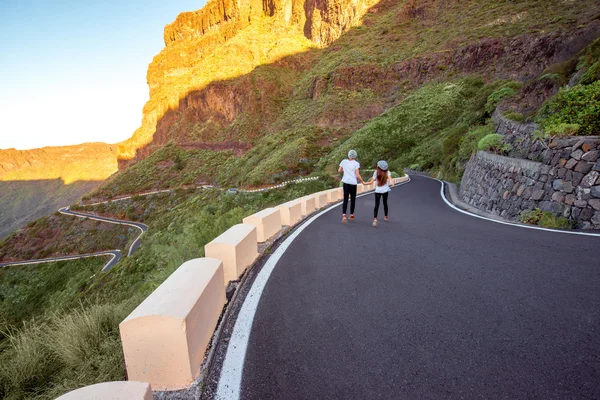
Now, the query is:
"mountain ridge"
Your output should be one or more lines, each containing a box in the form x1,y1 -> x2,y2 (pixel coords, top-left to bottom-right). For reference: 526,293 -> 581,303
0,143 -> 118,238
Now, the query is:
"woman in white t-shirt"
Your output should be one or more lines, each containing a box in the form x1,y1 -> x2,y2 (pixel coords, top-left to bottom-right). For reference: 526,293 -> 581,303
364,160 -> 393,227
338,149 -> 365,223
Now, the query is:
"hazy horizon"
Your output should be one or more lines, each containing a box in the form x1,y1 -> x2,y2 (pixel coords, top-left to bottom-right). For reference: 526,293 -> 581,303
0,0 -> 205,151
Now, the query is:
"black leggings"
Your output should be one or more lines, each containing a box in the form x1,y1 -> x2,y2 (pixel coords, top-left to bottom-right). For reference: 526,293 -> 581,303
342,183 -> 357,215
374,192 -> 389,218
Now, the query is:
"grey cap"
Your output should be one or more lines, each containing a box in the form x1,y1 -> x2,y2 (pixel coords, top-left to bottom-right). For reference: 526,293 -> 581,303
377,160 -> 388,170
348,149 -> 358,159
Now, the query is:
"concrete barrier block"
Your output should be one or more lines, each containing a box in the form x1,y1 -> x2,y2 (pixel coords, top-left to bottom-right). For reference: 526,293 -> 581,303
56,381 -> 153,400
314,192 -> 329,208
205,224 -> 258,283
242,208 -> 282,242
120,258 -> 225,390
276,200 -> 302,226
298,196 -> 316,216
356,184 -> 364,194
326,188 -> 343,202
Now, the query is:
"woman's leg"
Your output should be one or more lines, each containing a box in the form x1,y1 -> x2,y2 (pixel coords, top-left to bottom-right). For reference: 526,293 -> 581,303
383,192 -> 389,217
349,184 -> 357,216
374,193 -> 381,218
342,183 -> 350,215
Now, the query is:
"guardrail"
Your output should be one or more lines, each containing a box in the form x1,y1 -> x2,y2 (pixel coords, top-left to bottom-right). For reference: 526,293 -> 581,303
61,176 -> 409,398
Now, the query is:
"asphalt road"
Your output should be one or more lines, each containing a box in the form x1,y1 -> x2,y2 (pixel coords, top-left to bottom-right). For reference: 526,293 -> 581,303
0,250 -> 121,271
239,175 -> 600,400
59,207 -> 148,257
0,207 -> 147,271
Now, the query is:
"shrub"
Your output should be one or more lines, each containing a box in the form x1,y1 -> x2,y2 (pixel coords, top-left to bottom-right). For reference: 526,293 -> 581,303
579,61 -> 600,85
544,123 -> 581,137
538,212 -> 572,229
477,133 -> 511,154
458,125 -> 495,162
520,208 -> 543,225
520,208 -> 571,229
321,77 -> 491,180
0,302 -> 130,399
485,86 -> 518,114
504,111 -> 525,122
538,81 -> 600,136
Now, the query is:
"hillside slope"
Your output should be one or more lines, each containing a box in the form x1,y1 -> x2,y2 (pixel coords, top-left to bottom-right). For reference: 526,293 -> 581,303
104,0 -> 600,196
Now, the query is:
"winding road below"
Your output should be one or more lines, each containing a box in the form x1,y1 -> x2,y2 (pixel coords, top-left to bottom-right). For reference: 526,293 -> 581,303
214,175 -> 600,400
0,206 -> 148,272
0,176 -> 319,272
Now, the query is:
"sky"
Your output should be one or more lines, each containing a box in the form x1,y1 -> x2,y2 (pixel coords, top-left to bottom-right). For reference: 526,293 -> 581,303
0,0 -> 205,150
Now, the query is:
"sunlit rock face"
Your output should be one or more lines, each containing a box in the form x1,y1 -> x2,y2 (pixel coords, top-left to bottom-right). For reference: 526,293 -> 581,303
0,143 -> 118,239
0,143 -> 118,184
117,0 -> 377,167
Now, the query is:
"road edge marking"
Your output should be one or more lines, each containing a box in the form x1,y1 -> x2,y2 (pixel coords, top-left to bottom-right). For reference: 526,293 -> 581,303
432,176 -> 600,238
214,178 -> 412,400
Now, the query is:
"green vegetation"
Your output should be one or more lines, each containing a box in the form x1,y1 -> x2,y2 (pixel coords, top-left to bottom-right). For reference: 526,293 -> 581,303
477,133 -> 511,154
533,37 -> 600,137
321,77 -> 512,181
520,208 -> 572,229
0,258 -> 105,331
503,111 -> 525,122
537,81 -> 600,136
485,84 -> 520,114
580,61 -> 600,85
0,301 -> 131,400
94,144 -> 233,199
458,125 -> 496,161
577,38 -> 600,85
0,179 -> 333,399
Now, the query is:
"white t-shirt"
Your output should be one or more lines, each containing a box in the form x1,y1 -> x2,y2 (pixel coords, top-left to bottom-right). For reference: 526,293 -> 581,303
339,159 -> 360,185
373,171 -> 392,193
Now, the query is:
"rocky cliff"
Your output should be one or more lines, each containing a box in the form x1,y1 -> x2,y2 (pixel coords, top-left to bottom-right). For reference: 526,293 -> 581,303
0,143 -> 118,184
0,144 -> 118,238
115,0 -> 600,174
116,0 -> 378,167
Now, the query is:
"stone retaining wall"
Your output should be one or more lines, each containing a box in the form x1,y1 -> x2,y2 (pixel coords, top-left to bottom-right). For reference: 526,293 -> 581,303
460,147 -> 600,229
492,109 -> 539,138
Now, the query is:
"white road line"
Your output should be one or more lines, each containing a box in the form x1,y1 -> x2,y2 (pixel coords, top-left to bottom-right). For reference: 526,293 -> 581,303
1,251 -> 119,271
433,177 -> 600,238
58,207 -> 147,256
215,178 -> 411,400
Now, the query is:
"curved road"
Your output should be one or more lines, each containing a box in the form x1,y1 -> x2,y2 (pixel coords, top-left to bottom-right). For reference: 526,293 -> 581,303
1,176 -> 316,272
0,208 -> 147,272
58,207 -> 148,256
0,250 -> 121,271
216,175 -> 600,400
